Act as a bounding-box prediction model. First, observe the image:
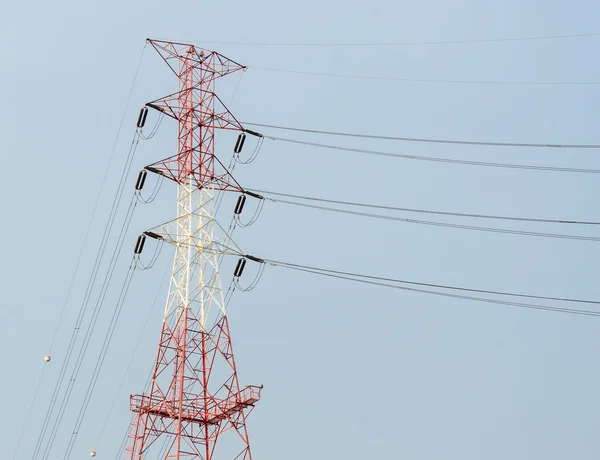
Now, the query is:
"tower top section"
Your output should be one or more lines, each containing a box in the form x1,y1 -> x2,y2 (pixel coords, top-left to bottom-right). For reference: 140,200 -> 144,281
144,38 -> 248,189
147,39 -> 246,82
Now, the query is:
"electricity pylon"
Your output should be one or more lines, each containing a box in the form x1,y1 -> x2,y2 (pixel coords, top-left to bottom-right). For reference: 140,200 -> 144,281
126,39 -> 261,460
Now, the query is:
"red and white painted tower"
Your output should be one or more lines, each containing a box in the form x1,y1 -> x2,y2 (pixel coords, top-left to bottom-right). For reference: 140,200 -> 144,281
126,39 -> 261,460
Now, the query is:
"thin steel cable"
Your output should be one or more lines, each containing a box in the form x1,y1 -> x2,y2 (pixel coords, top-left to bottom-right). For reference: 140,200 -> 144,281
234,197 -> 265,228
63,259 -> 138,460
19,43 -> 146,460
272,263 -> 600,317
234,263 -> 266,292
136,174 -> 164,204
268,137 -> 600,173
139,112 -> 164,140
251,66 -> 600,86
262,197 -> 600,242
244,122 -> 600,149
112,414 -> 134,460
264,259 -> 600,305
182,31 -> 600,47
32,132 -> 141,460
42,193 -> 139,460
250,189 -> 600,225
95,262 -> 171,450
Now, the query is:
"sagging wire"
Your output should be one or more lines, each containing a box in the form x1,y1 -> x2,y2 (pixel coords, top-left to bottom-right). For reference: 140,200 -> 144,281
62,257 -> 138,460
33,129 -> 142,460
134,169 -> 165,204
137,106 -> 165,140
266,136 -> 600,174
97,263 -> 170,455
134,233 -> 164,270
231,255 -> 267,293
234,133 -> 265,164
265,196 -> 600,242
263,258 -> 600,317
233,192 -> 268,228
42,194 -> 140,460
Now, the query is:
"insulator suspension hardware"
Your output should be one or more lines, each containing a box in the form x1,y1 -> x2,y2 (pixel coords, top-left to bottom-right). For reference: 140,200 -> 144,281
135,170 -> 148,190
234,195 -> 247,215
136,107 -> 149,128
234,258 -> 247,277
244,254 -> 265,264
134,235 -> 147,254
234,133 -> 247,153
146,103 -> 165,113
145,166 -> 165,176
143,231 -> 163,240
244,191 -> 264,200
244,129 -> 264,138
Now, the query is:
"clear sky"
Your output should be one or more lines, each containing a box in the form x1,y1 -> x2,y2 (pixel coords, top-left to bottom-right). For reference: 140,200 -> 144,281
2,1 -> 600,459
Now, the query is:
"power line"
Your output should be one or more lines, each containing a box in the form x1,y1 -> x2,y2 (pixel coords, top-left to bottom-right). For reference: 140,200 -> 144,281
244,122 -> 600,149
180,31 -> 600,47
265,197 -> 600,242
13,43 -> 147,460
32,132 -> 141,460
265,136 -> 600,173
262,259 -> 600,317
251,189 -> 600,226
265,259 -> 600,305
251,66 -> 600,86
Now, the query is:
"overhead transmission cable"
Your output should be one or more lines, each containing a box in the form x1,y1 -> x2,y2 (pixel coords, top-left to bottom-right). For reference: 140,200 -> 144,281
244,122 -> 600,150
263,259 -> 600,305
251,189 -> 600,226
185,31 -> 600,47
63,255 -> 139,460
42,188 -> 140,460
56,120 -> 168,458
250,66 -> 600,86
259,259 -> 600,317
96,263 -> 171,452
32,129 -> 142,460
13,43 -> 147,460
249,191 -> 600,242
262,137 -> 600,173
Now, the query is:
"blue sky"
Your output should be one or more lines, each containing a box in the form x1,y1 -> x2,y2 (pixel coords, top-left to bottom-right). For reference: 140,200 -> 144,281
2,1 -> 600,459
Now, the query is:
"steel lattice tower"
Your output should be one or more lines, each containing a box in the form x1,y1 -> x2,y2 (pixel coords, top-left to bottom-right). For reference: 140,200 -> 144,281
126,39 -> 261,460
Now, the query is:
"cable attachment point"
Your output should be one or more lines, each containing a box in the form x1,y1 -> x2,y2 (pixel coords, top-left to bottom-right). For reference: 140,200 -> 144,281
234,194 -> 246,215
135,170 -> 148,191
244,254 -> 265,264
135,232 -> 165,270
234,258 -> 247,277
233,193 -> 265,227
234,133 -> 247,153
134,234 -> 147,254
135,169 -> 164,204
234,131 -> 265,165
146,103 -> 165,113
145,166 -> 165,176
244,129 -> 263,138
136,107 -> 149,128
144,231 -> 163,240
234,255 -> 266,291
244,190 -> 264,200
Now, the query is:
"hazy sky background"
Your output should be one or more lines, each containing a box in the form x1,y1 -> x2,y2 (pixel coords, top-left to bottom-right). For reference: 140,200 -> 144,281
2,1 -> 600,459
